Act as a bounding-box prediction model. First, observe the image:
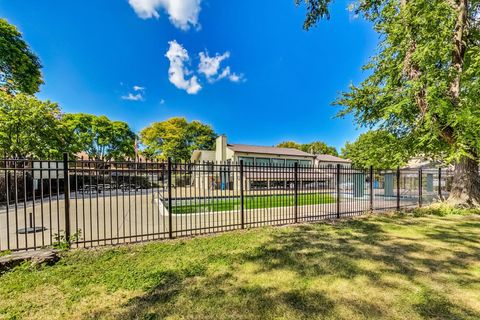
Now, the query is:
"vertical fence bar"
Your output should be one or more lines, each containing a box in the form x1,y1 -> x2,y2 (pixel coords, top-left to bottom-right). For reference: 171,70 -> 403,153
294,162 -> 298,223
63,153 -> 71,244
336,164 -> 341,219
4,159 -> 10,250
438,167 -> 442,200
240,160 -> 245,229
396,166 -> 400,211
418,168 -> 423,208
167,157 -> 173,239
369,165 -> 373,212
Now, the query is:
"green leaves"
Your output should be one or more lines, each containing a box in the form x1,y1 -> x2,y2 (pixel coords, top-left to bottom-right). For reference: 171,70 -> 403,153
0,91 -> 65,158
139,117 -> 217,161
300,0 -> 480,163
341,130 -> 409,168
62,113 -> 136,161
276,140 -> 339,156
295,0 -> 333,29
0,18 -> 43,94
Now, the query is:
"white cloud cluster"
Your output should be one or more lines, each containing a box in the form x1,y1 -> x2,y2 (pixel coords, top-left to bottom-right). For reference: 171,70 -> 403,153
165,41 -> 245,94
198,51 -> 229,80
121,85 -> 146,101
165,40 -> 202,94
128,0 -> 201,30
198,51 -> 244,83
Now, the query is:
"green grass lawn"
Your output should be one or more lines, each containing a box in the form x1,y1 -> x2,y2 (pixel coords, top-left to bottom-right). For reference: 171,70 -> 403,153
1,209 -> 480,319
171,193 -> 336,214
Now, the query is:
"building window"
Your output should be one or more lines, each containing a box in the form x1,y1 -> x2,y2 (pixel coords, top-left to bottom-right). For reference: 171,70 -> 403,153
271,158 -> 285,166
238,157 -> 254,165
285,159 -> 311,167
286,159 -> 297,167
255,158 -> 270,166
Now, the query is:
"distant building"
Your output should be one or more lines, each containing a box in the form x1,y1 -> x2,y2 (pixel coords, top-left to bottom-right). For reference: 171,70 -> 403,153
401,157 -> 451,170
315,154 -> 352,168
191,135 -> 349,190
192,135 -> 316,166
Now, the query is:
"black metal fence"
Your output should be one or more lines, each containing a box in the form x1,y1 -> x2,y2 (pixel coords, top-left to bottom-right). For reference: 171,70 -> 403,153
0,155 -> 453,252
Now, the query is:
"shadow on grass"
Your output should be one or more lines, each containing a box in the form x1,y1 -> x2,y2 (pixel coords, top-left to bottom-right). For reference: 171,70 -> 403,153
108,215 -> 480,319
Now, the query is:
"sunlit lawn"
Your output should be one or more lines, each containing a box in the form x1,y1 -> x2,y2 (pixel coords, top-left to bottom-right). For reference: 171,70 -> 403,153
171,193 -> 335,214
0,210 -> 479,319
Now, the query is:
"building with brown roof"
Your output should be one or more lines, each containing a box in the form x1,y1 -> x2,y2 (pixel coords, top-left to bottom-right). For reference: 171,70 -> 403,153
192,135 -> 316,166
191,136 -> 349,191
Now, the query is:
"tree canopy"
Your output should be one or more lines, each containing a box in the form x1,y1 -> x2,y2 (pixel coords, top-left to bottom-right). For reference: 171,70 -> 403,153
62,113 -> 136,161
0,18 -> 43,94
297,0 -> 480,205
277,140 -> 338,156
0,91 -> 65,158
140,117 -> 217,161
341,130 -> 408,168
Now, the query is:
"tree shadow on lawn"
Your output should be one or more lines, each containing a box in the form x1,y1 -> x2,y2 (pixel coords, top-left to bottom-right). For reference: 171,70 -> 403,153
110,216 -> 480,319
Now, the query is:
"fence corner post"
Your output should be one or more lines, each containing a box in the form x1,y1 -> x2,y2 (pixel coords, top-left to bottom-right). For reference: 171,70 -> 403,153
294,162 -> 298,223
438,167 -> 442,200
396,166 -> 401,211
239,160 -> 245,229
63,152 -> 71,244
167,157 -> 173,239
336,164 -> 341,219
369,166 -> 374,212
418,168 -> 423,208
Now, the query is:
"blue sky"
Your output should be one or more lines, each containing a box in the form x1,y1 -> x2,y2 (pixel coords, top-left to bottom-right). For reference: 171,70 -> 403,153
0,0 -> 377,151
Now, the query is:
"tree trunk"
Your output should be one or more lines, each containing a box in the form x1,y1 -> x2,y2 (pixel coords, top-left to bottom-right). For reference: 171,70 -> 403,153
447,156 -> 480,207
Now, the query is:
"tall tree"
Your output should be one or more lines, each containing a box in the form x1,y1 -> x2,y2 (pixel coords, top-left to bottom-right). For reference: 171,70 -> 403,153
276,141 -> 302,150
62,113 -> 136,161
297,0 -> 480,206
140,117 -> 217,161
0,91 -> 65,158
277,140 -> 338,156
302,141 -> 338,156
0,19 -> 43,94
341,130 -> 408,168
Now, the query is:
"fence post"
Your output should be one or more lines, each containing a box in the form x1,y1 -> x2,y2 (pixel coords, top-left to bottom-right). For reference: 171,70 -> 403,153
294,162 -> 298,223
369,166 -> 374,212
396,166 -> 401,211
167,157 -> 173,239
240,160 -> 245,229
4,158 -> 10,250
63,153 -> 71,244
438,167 -> 442,200
336,164 -> 341,219
418,168 -> 423,208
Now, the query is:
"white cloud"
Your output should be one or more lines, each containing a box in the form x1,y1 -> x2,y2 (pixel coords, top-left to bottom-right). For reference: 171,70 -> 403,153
128,0 -> 201,30
198,51 -> 244,83
121,85 -> 146,101
198,51 -> 230,80
165,40 -> 202,94
133,85 -> 145,91
121,93 -> 144,101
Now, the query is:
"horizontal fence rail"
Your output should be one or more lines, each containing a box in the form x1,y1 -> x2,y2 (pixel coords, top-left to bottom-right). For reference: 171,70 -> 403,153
0,156 -> 453,252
